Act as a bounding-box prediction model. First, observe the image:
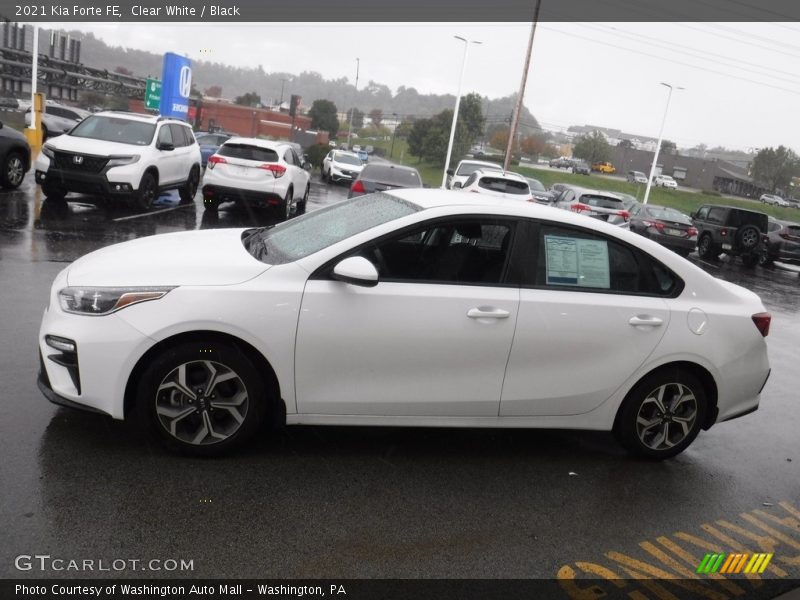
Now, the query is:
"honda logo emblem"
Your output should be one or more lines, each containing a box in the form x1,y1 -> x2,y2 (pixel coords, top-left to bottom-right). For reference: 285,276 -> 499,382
179,66 -> 192,98
73,155 -> 83,165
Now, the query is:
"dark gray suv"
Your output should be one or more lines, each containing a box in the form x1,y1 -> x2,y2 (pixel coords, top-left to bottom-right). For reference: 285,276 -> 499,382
0,120 -> 31,190
691,204 -> 769,267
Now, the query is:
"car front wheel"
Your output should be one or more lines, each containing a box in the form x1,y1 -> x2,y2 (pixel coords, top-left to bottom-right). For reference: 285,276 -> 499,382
697,234 -> 717,259
134,171 -> 157,211
614,369 -> 707,460
2,151 -> 26,189
135,340 -> 268,456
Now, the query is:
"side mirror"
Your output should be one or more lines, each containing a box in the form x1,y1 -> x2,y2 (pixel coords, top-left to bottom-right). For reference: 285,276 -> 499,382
158,142 -> 175,151
446,168 -> 454,176
332,256 -> 379,287
453,182 -> 463,189
303,161 -> 312,171
690,212 -> 697,219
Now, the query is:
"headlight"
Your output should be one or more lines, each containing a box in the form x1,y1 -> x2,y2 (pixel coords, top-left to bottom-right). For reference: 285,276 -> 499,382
106,155 -> 140,168
58,287 -> 175,316
42,145 -> 55,159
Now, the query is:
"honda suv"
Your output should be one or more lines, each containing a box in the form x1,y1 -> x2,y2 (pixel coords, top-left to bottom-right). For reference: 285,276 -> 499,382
34,111 -> 202,210
691,204 -> 768,267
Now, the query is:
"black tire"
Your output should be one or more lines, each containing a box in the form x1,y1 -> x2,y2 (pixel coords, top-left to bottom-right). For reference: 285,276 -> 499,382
179,165 -> 200,204
614,368 -> 707,460
277,187 -> 293,222
134,171 -> 157,211
697,234 -> 717,259
134,340 -> 269,456
736,224 -> 760,251
758,252 -> 774,268
297,184 -> 309,215
41,124 -> 48,142
2,151 -> 26,189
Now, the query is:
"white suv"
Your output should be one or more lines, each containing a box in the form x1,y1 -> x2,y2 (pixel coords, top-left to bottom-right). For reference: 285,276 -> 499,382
35,111 -> 202,210
201,137 -> 312,220
446,159 -> 503,189
456,169 -> 532,201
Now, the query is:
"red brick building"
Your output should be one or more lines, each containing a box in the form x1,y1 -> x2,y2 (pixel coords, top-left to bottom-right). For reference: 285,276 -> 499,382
127,98 -> 328,144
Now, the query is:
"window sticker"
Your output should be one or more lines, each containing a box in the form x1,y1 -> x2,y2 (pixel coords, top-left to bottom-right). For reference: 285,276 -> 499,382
544,235 -> 610,289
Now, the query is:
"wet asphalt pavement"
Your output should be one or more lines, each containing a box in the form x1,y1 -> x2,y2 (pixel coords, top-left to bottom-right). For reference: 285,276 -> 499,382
1,171 -> 799,597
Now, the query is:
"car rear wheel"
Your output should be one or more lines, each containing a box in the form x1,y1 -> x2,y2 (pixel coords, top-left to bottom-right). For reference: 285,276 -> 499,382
135,340 -> 269,456
179,165 -> 200,204
614,369 -> 707,460
1,151 -> 25,189
277,187 -> 293,222
297,184 -> 309,215
697,234 -> 717,259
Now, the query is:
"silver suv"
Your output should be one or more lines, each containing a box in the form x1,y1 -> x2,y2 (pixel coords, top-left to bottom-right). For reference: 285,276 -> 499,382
25,103 -> 91,140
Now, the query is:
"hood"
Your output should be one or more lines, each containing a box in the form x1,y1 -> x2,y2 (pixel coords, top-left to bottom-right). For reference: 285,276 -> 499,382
47,135 -> 152,156
67,229 -> 270,287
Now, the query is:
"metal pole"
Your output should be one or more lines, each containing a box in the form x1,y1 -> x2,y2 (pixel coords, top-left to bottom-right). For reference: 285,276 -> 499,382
390,113 -> 398,158
346,58 -> 360,149
279,79 -> 286,106
442,37 -> 480,189
30,25 -> 38,131
504,0 -> 541,172
643,82 -> 683,205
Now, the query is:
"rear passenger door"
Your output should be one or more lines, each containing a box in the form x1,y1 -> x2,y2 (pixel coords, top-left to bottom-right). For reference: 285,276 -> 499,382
500,221 -> 673,417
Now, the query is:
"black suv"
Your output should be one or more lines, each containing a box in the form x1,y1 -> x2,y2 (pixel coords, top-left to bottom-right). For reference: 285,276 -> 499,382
691,204 -> 769,267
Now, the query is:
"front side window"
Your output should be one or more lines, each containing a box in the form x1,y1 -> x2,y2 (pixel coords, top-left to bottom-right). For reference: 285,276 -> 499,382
357,218 -> 515,285
169,124 -> 187,147
158,125 -> 173,146
531,224 -> 681,296
283,149 -> 296,165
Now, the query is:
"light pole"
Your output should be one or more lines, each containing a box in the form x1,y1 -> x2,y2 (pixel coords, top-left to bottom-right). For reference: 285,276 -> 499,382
390,112 -> 398,159
441,36 -> 481,189
346,58 -> 360,149
278,78 -> 289,108
643,82 -> 684,204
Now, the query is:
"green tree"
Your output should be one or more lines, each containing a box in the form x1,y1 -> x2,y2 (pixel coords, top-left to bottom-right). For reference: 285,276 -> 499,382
661,139 -> 677,155
751,145 -> 800,193
454,93 -> 485,159
308,99 -> 339,138
234,92 -> 261,107
617,139 -> 634,149
346,108 -> 365,129
369,108 -> 383,127
407,119 -> 433,162
573,131 -> 612,165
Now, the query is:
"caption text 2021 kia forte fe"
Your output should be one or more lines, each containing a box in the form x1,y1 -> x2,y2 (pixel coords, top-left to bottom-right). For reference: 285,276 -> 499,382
38,189 -> 771,459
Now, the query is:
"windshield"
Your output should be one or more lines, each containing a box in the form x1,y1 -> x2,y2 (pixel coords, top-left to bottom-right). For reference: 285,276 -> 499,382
245,193 -> 421,263
219,143 -> 278,162
361,165 -> 421,186
68,115 -> 156,146
334,153 -> 362,166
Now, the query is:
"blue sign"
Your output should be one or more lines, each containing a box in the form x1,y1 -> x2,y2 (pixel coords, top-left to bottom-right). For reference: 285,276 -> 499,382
159,52 -> 192,120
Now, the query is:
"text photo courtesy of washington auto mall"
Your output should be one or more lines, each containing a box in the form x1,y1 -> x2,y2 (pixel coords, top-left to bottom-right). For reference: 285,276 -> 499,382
0,0 -> 799,599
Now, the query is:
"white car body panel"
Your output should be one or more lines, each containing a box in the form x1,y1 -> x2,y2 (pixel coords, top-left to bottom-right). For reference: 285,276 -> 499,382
447,160 -> 504,189
322,150 -> 365,183
38,190 -> 770,443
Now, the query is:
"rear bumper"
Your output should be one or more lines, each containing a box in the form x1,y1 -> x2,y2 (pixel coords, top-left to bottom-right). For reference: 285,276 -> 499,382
646,231 -> 697,252
202,184 -> 284,207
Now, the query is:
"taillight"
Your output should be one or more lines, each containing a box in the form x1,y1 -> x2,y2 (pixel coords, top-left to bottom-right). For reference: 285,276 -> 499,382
571,203 -> 592,212
752,312 -> 771,337
617,210 -> 630,221
207,155 -> 226,170
259,163 -> 286,178
688,227 -> 698,237
350,180 -> 365,194
644,220 -> 664,231
720,228 -> 728,237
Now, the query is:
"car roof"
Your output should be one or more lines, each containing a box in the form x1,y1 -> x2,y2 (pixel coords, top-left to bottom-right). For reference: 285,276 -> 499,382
457,159 -> 503,168
94,111 -> 189,124
473,169 -> 526,181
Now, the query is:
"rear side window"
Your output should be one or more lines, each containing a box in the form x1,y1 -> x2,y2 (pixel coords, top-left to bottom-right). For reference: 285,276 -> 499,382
219,144 -> 279,163
169,124 -> 188,147
530,223 -> 682,297
478,177 -> 529,195
707,207 -> 726,224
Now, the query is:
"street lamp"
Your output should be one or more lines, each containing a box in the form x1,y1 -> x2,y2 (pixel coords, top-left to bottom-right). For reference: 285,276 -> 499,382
390,112 -> 398,159
643,82 -> 684,204
346,58 -> 360,149
278,77 -> 289,108
441,36 -> 482,189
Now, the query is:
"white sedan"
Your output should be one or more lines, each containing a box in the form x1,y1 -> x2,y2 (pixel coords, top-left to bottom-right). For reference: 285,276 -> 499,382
653,174 -> 678,189
201,137 -> 312,220
38,190 -> 771,459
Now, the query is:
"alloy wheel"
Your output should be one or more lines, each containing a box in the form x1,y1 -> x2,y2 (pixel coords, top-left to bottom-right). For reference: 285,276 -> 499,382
635,383 -> 698,451
155,360 -> 249,445
7,155 -> 24,187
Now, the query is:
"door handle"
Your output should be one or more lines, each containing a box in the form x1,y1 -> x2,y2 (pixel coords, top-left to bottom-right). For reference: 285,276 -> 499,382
629,315 -> 664,327
467,307 -> 510,319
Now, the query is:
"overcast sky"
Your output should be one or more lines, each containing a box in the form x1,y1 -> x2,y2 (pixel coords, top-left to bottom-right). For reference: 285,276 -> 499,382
37,21 -> 800,152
